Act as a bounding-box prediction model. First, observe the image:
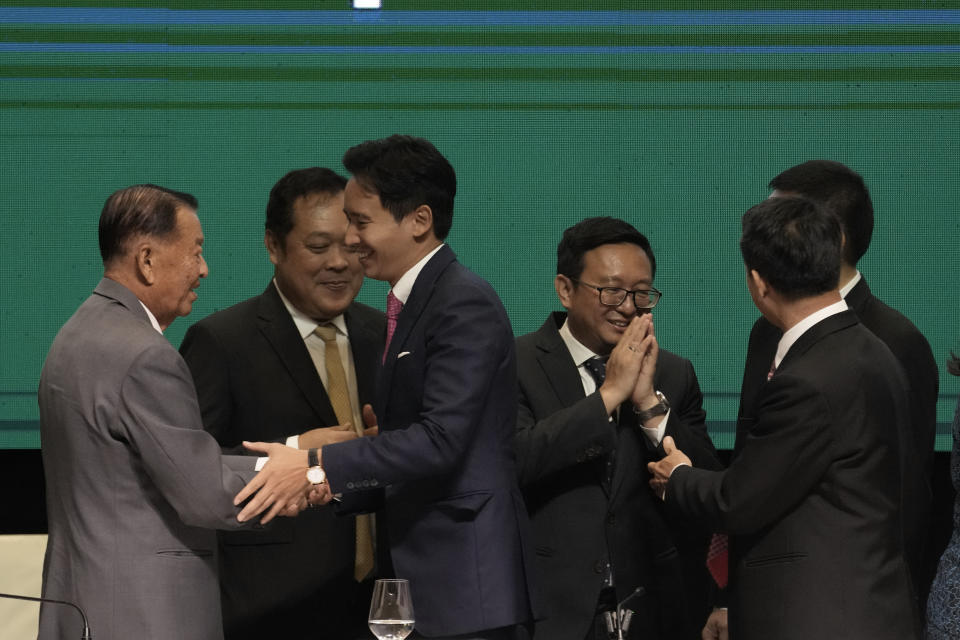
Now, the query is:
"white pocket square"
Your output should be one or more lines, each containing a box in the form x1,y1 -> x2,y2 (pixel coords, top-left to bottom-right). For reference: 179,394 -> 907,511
397,351 -> 412,359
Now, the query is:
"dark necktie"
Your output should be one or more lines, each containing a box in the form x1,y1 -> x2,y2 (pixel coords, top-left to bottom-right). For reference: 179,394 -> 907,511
382,291 -> 403,364
583,356 -> 607,387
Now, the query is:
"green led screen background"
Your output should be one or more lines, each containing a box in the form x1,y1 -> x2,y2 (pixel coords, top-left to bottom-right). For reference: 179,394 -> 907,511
2,2 -> 958,449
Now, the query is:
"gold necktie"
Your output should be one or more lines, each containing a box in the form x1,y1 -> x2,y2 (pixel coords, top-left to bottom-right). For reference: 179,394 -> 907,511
313,324 -> 375,581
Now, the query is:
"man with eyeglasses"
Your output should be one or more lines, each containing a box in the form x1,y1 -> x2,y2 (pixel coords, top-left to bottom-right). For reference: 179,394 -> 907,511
514,216 -> 722,640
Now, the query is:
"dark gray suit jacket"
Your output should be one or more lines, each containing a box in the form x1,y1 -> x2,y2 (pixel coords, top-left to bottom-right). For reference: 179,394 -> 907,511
516,312 -> 721,640
38,278 -> 256,640
180,282 -> 384,638
671,311 -> 921,640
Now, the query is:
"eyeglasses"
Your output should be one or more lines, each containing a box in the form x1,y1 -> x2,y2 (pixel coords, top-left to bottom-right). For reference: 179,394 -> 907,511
572,280 -> 662,310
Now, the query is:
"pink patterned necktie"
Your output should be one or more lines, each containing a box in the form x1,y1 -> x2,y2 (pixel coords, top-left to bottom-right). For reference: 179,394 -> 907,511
383,291 -> 403,363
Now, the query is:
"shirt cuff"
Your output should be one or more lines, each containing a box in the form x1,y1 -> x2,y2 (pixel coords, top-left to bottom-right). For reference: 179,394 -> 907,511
286,434 -> 300,449
255,457 -> 268,471
640,408 -> 670,445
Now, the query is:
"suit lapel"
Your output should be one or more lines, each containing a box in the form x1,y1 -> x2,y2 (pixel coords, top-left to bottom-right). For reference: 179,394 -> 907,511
534,313 -> 589,410
376,245 -> 457,418
537,312 -> 619,496
256,283 -> 338,426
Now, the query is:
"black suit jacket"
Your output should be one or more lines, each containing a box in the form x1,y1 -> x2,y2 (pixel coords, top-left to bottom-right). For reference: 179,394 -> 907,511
737,277 -> 938,605
323,246 -> 536,637
516,312 -> 721,640
180,282 -> 385,638
672,311 -> 920,640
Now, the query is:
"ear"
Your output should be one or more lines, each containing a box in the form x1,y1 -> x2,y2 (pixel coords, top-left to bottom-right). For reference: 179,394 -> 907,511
748,268 -> 768,299
405,205 -> 435,240
135,242 -> 156,285
265,230 -> 283,266
555,274 -> 575,310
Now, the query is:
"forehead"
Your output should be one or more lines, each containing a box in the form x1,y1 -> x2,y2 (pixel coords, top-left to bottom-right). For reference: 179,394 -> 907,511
343,177 -> 385,214
581,243 -> 652,282
174,206 -> 203,241
290,191 -> 347,230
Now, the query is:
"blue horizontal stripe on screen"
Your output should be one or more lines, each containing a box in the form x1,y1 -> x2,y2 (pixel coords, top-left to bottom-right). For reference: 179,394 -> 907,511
3,43 -> 960,54
2,9 -> 960,26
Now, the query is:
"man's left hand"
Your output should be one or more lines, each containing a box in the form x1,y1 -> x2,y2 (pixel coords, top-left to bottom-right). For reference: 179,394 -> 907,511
234,442 -> 309,523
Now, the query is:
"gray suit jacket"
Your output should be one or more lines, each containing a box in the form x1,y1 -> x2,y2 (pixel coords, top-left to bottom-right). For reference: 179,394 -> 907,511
38,278 -> 257,640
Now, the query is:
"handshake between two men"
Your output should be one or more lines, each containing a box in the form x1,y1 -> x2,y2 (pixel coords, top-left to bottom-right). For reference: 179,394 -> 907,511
232,404 -> 379,523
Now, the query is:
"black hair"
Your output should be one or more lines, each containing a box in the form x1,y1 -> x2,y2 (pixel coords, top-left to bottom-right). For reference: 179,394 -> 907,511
556,216 -> 656,280
342,135 -> 456,240
740,196 -> 841,299
265,167 -> 347,242
769,160 -> 873,266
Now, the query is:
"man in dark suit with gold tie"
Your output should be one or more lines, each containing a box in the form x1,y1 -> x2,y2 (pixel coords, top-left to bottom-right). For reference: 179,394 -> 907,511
181,167 -> 385,639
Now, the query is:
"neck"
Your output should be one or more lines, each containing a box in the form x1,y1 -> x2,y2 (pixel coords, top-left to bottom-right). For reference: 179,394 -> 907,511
388,239 -> 442,288
771,290 -> 843,332
838,263 -> 858,290
103,268 -> 169,331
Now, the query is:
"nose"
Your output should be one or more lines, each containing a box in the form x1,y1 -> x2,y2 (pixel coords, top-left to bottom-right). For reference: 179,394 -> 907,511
199,254 -> 209,279
616,292 -> 637,316
326,243 -> 350,271
344,221 -> 361,247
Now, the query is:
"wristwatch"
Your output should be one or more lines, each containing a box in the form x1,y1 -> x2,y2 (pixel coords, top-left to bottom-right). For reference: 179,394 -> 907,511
306,447 -> 326,485
633,390 -> 670,422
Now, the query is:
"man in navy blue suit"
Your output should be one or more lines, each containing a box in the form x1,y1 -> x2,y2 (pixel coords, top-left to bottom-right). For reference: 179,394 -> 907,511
307,135 -> 535,640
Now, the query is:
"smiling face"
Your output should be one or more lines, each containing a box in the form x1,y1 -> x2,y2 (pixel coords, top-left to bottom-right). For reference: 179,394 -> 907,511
149,206 -> 208,329
266,190 -> 363,322
343,177 -> 425,287
556,242 -> 654,355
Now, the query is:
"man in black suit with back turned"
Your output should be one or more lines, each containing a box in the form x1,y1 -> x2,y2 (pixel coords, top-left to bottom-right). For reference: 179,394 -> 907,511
515,217 -> 722,640
726,160 -> 938,625
180,167 -> 385,639
650,196 -> 921,640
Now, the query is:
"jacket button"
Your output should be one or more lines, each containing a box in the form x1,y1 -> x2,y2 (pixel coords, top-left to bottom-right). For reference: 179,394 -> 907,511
607,514 -> 616,525
346,482 -> 355,490
594,561 -> 605,574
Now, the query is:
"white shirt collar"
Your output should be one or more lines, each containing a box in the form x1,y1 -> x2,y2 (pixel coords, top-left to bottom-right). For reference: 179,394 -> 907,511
774,298 -> 848,369
272,279 -> 348,339
839,270 -> 861,299
139,301 -> 163,334
389,243 -> 445,305
559,317 -> 603,367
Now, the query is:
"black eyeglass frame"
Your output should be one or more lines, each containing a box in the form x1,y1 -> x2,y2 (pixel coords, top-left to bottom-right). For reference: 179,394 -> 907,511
571,279 -> 662,310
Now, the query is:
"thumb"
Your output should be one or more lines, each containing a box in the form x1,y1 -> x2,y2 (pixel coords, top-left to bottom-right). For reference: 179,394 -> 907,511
662,435 -> 676,455
362,404 -> 378,428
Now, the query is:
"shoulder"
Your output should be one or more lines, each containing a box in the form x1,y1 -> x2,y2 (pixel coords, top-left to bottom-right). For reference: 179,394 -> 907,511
346,300 -> 386,326
857,296 -> 933,356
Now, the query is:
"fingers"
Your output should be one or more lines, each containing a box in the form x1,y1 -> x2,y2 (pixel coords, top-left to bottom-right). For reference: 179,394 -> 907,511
362,425 -> 379,438
362,404 -> 378,429
242,440 -> 275,455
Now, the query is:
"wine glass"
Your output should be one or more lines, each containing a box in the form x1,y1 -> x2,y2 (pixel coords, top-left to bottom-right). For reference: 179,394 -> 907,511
368,578 -> 415,640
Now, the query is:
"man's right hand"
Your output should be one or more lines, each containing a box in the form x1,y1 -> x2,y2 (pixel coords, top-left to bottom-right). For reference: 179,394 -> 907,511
299,424 -> 357,449
702,608 -> 728,640
599,314 -> 654,414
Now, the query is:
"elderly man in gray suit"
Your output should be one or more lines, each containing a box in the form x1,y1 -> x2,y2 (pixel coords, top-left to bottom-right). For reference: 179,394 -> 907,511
37,184 -> 320,640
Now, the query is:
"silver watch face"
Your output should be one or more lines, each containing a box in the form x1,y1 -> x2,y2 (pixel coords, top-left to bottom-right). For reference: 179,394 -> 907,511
306,466 -> 326,485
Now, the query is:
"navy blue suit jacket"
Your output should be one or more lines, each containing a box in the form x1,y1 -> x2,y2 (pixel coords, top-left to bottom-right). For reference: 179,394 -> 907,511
323,245 -> 536,637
